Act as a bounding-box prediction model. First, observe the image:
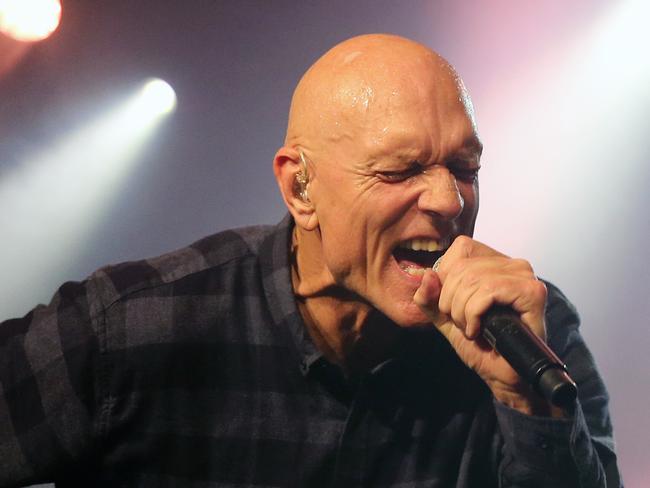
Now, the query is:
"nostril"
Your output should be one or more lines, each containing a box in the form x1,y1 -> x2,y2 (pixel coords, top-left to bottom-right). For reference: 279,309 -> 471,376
417,187 -> 464,219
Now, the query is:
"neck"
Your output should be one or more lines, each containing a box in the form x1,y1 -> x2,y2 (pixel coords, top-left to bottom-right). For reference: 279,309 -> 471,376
291,226 -> 401,374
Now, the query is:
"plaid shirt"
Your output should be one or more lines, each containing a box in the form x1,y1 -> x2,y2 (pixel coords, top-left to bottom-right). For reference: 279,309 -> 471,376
1,215 -> 620,487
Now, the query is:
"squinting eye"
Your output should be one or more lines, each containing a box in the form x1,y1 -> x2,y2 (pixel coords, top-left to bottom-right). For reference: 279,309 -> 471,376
378,165 -> 421,183
452,167 -> 480,183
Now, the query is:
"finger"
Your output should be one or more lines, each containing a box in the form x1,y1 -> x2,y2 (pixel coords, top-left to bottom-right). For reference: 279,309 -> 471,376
445,268 -> 543,340
463,284 -> 505,339
447,270 -> 479,336
449,278 -> 486,338
413,268 -> 442,316
446,271 -> 514,339
509,278 -> 548,339
438,256 -> 507,316
463,276 -> 547,340
435,235 -> 507,283
439,255 -> 535,315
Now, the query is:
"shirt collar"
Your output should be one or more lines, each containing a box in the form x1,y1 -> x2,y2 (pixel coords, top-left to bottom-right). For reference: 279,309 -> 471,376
259,214 -> 324,376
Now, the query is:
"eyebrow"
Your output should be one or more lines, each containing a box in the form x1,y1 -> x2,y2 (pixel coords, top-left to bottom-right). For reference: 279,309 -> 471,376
464,134 -> 484,153
449,135 -> 483,160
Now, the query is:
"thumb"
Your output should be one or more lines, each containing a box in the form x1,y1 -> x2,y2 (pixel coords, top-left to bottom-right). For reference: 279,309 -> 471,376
413,269 -> 443,322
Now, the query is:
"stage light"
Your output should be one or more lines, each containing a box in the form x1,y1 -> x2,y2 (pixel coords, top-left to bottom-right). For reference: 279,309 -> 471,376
140,78 -> 177,116
0,78 -> 176,318
0,0 -> 62,42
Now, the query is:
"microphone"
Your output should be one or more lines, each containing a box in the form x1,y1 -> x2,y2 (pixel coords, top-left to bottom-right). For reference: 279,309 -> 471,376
481,305 -> 577,408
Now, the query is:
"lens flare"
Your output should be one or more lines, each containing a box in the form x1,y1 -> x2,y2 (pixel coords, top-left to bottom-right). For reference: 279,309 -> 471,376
0,0 -> 62,42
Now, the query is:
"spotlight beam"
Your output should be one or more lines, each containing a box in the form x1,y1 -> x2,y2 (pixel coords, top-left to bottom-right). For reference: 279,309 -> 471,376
0,79 -> 176,318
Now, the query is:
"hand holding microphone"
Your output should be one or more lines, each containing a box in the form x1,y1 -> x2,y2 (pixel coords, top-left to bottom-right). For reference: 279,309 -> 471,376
414,236 -> 576,410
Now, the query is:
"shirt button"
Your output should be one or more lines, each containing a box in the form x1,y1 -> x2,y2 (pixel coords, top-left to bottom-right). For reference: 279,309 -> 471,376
536,435 -> 550,449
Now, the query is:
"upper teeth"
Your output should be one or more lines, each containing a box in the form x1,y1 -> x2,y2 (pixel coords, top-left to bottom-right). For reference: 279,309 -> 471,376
400,239 -> 443,252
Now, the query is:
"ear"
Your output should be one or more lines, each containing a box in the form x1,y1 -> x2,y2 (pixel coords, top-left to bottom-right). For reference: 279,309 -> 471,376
273,146 -> 319,231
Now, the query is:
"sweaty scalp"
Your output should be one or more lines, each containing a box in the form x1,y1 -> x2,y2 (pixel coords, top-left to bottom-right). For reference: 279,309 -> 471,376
284,34 -> 472,155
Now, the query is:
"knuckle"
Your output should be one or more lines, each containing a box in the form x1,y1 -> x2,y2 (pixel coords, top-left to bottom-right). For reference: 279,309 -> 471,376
511,258 -> 534,275
530,279 -> 548,302
450,308 -> 466,329
438,301 -> 451,315
452,235 -> 474,255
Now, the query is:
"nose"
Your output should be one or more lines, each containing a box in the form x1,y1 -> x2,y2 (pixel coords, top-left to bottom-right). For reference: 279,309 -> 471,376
417,166 -> 464,220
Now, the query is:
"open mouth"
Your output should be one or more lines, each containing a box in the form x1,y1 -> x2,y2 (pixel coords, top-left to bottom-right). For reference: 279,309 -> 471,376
393,238 -> 446,276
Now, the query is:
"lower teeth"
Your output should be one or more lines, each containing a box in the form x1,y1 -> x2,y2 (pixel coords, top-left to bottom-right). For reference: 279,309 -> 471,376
402,266 -> 425,276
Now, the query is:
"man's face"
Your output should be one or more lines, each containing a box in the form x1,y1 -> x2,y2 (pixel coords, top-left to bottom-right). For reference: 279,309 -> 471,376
307,75 -> 482,327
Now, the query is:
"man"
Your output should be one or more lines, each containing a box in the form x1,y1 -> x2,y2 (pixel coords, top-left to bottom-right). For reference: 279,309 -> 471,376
0,34 -> 620,487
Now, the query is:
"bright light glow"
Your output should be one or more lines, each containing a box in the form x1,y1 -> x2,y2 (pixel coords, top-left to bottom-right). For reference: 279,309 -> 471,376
476,0 -> 650,262
139,78 -> 177,116
0,0 -> 62,42
0,79 -> 176,318
570,0 -> 650,103
430,5 -> 648,483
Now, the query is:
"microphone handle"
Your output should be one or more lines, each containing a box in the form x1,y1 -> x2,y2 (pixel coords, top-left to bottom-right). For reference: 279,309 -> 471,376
481,305 -> 577,408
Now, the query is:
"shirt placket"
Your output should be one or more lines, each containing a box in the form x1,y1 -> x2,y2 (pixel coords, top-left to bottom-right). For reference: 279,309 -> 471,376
329,370 -> 398,488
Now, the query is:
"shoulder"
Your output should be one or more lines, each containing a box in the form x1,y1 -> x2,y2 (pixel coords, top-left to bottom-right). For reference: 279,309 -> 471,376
73,218 -> 295,352
89,223 -> 279,309
540,279 -> 582,352
543,280 -> 580,325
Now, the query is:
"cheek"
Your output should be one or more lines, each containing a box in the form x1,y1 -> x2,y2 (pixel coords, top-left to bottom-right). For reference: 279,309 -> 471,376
459,184 -> 479,233
364,185 -> 421,230
321,211 -> 383,288
317,212 -> 368,283
315,179 -> 420,279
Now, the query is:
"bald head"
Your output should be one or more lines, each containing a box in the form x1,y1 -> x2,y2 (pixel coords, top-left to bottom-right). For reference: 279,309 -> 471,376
285,34 -> 476,156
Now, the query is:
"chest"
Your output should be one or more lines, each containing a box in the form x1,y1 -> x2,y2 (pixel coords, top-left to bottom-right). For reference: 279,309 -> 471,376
101,342 -> 498,487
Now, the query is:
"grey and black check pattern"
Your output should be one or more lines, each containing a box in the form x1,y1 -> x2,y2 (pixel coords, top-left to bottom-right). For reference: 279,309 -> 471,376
0,215 -> 620,487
